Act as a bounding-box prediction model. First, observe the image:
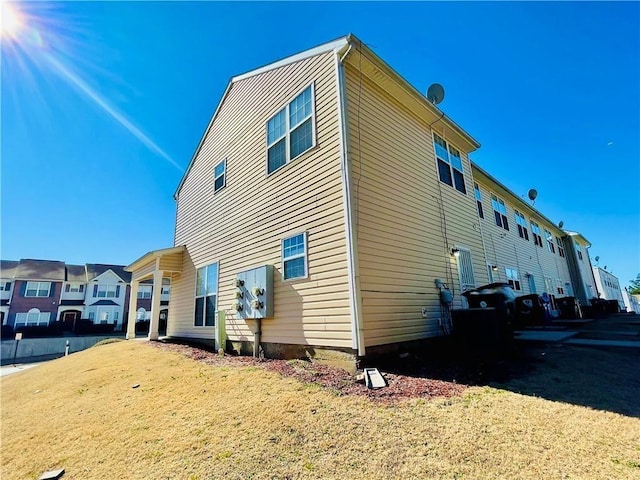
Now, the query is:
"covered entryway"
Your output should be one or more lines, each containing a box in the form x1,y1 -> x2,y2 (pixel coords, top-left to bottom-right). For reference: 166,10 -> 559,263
61,310 -> 81,331
125,246 -> 184,341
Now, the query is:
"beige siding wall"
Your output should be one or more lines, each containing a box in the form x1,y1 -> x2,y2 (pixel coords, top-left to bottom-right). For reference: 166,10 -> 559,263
474,176 -> 573,297
172,52 -> 353,348
343,64 -> 488,348
159,253 -> 183,273
131,260 -> 156,282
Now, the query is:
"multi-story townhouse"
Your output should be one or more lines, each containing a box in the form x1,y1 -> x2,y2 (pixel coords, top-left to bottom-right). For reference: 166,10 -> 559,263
563,231 -> 598,305
0,259 -> 170,333
119,34 -> 605,362
472,165 -> 574,300
592,266 -> 624,310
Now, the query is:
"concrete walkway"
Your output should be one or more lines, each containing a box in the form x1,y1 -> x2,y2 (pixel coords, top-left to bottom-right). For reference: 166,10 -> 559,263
564,338 -> 640,348
514,330 -> 579,342
1,362 -> 42,377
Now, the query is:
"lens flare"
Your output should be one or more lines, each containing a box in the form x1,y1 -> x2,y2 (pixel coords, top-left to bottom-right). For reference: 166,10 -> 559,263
2,1 -> 182,171
0,1 -> 24,39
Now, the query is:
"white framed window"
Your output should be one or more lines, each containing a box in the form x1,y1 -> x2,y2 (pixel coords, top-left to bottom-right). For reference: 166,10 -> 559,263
66,283 -> 84,293
195,263 -> 218,327
556,279 -> 565,295
545,229 -> 555,253
88,312 -> 95,321
574,241 -> 583,260
433,133 -> 466,194
137,285 -> 152,299
25,281 -> 51,297
161,286 -> 171,295
99,310 -> 110,322
15,309 -> 50,327
136,308 -> 147,321
514,211 -> 529,240
531,221 -> 543,247
556,236 -> 565,258
505,268 -> 521,291
267,84 -> 315,175
282,232 -> 308,280
214,158 -> 226,193
491,194 -> 509,230
114,311 -> 119,321
96,284 -> 119,298
544,276 -> 554,294
474,183 -> 484,218
0,281 -> 11,291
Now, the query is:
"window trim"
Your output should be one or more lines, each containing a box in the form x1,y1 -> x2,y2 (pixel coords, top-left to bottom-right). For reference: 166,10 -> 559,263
556,236 -> 566,258
530,220 -> 543,247
490,193 -> 509,230
265,83 -> 317,177
282,232 -> 309,281
96,284 -> 119,298
25,281 -> 51,297
514,210 -> 529,240
432,133 -> 467,194
137,285 -> 152,299
505,267 -> 521,291
194,262 -> 219,328
474,183 -> 484,219
15,309 -> 50,327
544,229 -> 555,253
213,158 -> 226,193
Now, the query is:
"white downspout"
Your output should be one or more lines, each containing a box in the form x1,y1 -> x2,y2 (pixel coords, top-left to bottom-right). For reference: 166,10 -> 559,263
334,45 -> 365,357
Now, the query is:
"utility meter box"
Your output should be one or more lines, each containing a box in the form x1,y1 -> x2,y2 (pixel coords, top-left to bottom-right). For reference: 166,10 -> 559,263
235,265 -> 274,319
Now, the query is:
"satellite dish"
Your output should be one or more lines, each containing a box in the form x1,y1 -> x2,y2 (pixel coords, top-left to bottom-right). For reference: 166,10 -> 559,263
595,256 -> 600,262
558,220 -> 564,229
527,189 -> 538,202
426,83 -> 445,105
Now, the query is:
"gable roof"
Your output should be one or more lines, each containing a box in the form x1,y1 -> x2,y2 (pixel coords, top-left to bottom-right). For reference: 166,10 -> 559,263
66,264 -> 87,282
0,260 -> 19,279
86,264 -> 131,283
173,34 -> 479,200
14,259 -> 66,281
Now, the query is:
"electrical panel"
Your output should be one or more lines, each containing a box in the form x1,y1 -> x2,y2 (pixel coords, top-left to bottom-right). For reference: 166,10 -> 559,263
234,265 -> 274,319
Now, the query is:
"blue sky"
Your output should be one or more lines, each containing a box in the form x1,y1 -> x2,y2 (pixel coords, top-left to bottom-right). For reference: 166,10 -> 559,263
2,1 -> 639,287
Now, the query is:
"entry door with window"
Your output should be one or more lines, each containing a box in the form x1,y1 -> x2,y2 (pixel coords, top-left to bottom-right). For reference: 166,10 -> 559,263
528,274 -> 536,294
456,248 -> 476,306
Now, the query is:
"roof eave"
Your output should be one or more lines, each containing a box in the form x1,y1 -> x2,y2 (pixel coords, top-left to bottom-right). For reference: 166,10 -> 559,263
125,245 -> 186,272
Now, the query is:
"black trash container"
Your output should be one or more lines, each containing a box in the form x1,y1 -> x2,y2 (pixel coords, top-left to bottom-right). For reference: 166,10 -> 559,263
605,300 -> 620,314
461,283 -> 516,345
515,294 -> 547,327
556,296 -> 582,319
590,298 -> 607,317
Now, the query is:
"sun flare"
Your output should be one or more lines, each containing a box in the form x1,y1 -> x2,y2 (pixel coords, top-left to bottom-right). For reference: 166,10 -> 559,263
0,0 -> 23,39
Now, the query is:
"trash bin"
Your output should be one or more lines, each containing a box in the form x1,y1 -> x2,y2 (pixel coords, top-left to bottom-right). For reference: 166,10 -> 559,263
605,300 -> 620,314
555,296 -> 582,320
515,293 -> 547,327
461,283 -> 516,345
590,298 -> 607,317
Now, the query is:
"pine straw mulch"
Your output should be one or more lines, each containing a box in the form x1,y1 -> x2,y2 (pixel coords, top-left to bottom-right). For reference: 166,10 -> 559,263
151,341 -> 467,403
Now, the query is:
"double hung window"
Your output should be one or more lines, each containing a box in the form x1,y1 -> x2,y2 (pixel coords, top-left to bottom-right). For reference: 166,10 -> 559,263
25,282 -> 51,297
545,229 -> 555,253
505,268 -> 521,291
474,183 -> 484,218
282,233 -> 308,280
491,195 -> 509,230
267,85 -> 315,174
531,221 -> 543,247
514,211 -> 529,240
433,133 -> 466,194
195,263 -> 218,327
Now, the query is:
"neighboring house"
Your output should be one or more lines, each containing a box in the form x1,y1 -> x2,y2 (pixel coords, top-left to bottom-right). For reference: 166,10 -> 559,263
0,260 -> 19,326
0,259 -> 169,333
622,290 -> 640,314
5,259 -> 65,330
472,164 -> 573,299
563,232 -> 598,306
124,35 -> 606,362
592,266 -> 625,310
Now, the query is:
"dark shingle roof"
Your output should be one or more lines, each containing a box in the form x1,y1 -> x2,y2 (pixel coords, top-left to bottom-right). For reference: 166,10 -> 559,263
86,264 -> 131,283
90,299 -> 119,306
66,264 -> 87,282
14,259 -> 66,281
0,260 -> 19,279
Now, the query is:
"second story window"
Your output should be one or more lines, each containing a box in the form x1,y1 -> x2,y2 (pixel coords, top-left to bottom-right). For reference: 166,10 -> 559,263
94,284 -> 119,298
556,236 -> 565,257
514,211 -> 529,240
161,286 -> 171,295
137,285 -> 152,299
474,183 -> 484,218
491,194 -> 509,230
214,159 -> 226,193
531,221 -> 543,247
433,133 -> 466,194
0,282 -> 11,291
267,84 -> 315,175
25,281 -> 51,297
545,229 -> 555,253
574,241 -> 583,260
65,283 -> 84,293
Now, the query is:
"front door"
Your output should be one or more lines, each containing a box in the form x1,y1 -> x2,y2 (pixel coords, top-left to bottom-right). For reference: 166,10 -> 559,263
456,247 -> 476,307
528,274 -> 536,294
62,310 -> 80,331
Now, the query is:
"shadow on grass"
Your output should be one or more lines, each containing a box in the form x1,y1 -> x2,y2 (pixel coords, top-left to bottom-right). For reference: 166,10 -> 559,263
369,338 -> 640,418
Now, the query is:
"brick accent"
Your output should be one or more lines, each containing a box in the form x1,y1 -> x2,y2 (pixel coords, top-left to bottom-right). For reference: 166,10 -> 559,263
8,281 -> 62,326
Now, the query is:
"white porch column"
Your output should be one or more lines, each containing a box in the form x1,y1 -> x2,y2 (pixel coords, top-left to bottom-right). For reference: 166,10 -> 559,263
148,270 -> 163,341
126,280 -> 139,340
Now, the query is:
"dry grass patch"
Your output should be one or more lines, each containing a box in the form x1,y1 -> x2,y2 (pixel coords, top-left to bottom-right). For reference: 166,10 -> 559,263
2,341 -> 639,479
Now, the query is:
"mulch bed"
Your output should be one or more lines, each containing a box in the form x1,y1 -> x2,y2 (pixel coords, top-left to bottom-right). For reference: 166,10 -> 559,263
151,341 -> 467,403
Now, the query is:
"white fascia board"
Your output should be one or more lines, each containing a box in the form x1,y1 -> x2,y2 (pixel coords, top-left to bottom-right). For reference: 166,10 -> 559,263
232,37 -> 349,83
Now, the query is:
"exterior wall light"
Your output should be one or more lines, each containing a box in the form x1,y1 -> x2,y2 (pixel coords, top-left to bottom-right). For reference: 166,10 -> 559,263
451,247 -> 461,258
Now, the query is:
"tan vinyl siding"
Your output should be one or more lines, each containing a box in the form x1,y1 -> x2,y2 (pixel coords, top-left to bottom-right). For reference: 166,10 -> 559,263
473,176 -> 573,296
158,253 -> 183,273
131,260 -> 157,282
171,51 -> 352,348
343,63 -> 487,348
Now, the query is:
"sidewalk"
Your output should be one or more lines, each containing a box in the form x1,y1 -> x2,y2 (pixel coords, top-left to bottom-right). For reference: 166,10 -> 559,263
1,362 -> 42,377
